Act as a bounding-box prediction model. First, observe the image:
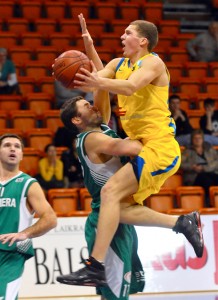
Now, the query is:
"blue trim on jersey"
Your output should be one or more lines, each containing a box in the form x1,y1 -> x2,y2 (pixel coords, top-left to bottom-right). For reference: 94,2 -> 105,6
137,60 -> 142,67
115,58 -> 125,72
169,118 -> 176,135
151,156 -> 179,176
130,156 -> 145,181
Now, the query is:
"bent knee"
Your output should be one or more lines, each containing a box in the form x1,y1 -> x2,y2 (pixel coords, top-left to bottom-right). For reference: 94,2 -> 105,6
101,181 -> 120,202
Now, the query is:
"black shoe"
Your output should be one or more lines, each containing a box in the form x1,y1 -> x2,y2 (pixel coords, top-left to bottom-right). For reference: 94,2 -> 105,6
173,211 -> 204,258
56,257 -> 107,287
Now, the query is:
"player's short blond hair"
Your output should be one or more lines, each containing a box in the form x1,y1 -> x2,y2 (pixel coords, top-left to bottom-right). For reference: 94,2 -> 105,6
130,20 -> 158,52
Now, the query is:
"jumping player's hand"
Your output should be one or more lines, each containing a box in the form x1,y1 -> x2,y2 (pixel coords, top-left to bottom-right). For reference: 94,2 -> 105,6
0,232 -> 28,246
74,60 -> 100,90
78,13 -> 93,46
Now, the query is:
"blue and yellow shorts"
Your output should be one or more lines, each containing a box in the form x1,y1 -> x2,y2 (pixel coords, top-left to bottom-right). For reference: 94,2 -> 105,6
130,137 -> 181,205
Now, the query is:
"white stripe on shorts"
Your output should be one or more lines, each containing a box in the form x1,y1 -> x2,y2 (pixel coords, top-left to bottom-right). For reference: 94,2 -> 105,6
5,276 -> 22,300
105,246 -> 124,298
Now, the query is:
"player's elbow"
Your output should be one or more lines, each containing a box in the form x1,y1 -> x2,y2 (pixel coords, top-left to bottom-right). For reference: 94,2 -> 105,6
131,146 -> 142,156
45,210 -> 57,230
50,213 -> 57,229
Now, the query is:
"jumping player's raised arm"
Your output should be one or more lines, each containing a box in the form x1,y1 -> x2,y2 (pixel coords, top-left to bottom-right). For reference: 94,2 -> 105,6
78,13 -> 103,71
78,13 -> 112,125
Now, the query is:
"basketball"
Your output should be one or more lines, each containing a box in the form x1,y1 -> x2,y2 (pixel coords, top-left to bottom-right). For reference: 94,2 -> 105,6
53,50 -> 91,89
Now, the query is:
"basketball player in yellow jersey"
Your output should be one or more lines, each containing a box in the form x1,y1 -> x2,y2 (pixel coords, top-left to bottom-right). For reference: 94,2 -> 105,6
115,52 -> 181,202
74,20 -> 180,203
57,19 -> 204,287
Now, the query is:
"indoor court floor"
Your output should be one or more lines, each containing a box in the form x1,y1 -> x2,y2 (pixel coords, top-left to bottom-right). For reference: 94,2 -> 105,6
19,291 -> 218,300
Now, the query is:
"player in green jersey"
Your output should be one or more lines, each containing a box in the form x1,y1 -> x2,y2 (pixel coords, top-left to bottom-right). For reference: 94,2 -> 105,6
0,133 -> 57,300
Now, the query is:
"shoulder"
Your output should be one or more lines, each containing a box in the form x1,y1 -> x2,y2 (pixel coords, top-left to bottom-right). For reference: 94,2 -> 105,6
16,173 -> 37,191
83,131 -> 114,151
142,53 -> 163,65
141,54 -> 165,73
106,57 -> 125,70
85,130 -> 106,141
17,171 -> 32,179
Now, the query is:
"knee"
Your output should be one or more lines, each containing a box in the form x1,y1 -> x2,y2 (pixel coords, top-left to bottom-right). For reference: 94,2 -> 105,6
101,181 -> 119,203
101,182 -> 113,199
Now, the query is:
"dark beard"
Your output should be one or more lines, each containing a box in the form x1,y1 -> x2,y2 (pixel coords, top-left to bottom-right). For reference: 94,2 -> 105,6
93,115 -> 103,127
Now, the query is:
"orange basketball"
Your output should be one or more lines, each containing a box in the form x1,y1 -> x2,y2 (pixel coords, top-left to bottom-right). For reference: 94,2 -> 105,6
53,50 -> 91,89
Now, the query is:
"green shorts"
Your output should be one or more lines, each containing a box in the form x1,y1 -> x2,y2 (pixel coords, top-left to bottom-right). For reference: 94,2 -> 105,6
85,211 -> 145,300
0,250 -> 27,300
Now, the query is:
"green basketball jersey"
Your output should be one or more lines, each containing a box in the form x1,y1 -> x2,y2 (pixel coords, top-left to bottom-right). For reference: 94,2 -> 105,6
0,171 -> 37,258
77,124 -> 145,298
76,124 -> 124,209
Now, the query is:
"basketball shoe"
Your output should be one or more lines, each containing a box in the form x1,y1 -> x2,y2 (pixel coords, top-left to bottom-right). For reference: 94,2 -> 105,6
172,211 -> 204,258
56,256 -> 107,287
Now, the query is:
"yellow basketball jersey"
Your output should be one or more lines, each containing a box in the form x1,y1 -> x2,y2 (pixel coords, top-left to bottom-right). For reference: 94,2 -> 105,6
115,53 -> 175,141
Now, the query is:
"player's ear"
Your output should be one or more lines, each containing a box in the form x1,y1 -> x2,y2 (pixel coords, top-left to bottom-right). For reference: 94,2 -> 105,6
140,37 -> 148,46
71,116 -> 82,126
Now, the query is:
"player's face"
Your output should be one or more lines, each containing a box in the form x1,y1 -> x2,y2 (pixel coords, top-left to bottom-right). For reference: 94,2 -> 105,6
0,138 -> 23,166
76,100 -> 103,127
121,25 -> 145,58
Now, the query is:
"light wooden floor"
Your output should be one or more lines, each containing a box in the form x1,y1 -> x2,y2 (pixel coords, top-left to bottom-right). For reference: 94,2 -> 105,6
19,291 -> 218,300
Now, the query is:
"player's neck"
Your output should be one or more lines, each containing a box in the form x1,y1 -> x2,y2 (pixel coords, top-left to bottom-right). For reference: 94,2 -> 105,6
0,165 -> 20,181
129,50 -> 149,66
83,126 -> 102,133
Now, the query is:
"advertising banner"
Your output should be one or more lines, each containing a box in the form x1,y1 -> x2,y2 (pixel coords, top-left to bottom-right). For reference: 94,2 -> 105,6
20,215 -> 218,297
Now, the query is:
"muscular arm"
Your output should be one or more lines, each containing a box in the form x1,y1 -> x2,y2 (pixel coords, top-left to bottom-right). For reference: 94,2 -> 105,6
85,132 -> 142,158
0,182 -> 57,246
23,182 -> 57,237
74,55 -> 166,96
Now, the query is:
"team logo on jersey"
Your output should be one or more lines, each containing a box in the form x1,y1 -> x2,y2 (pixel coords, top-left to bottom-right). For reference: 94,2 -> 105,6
15,178 -> 24,182
124,271 -> 132,283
